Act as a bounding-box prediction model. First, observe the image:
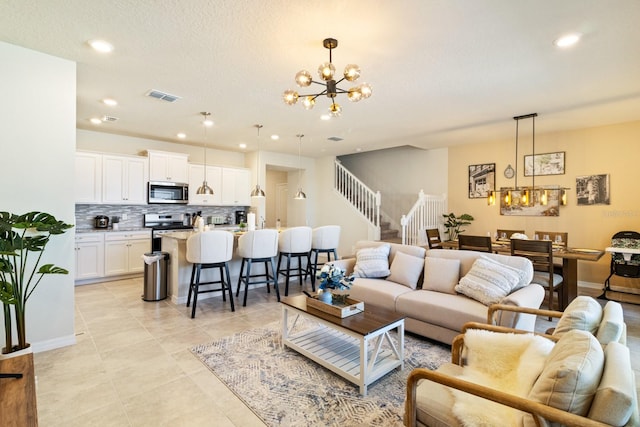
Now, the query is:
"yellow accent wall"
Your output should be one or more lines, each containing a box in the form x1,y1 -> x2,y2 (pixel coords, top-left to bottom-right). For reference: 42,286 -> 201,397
448,119 -> 640,286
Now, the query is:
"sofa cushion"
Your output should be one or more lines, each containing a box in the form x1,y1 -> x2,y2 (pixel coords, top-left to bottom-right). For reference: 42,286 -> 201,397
348,278 -> 413,312
455,257 -> 522,305
352,244 -> 391,278
596,300 -> 625,345
396,291 -> 488,331
527,329 -> 604,418
354,240 -> 425,265
588,341 -> 635,426
554,296 -> 603,338
386,251 -> 425,289
427,249 -> 533,289
422,257 -> 460,294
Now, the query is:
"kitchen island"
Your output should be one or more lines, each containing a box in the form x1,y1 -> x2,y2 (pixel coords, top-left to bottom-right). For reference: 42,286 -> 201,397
161,229 -> 269,305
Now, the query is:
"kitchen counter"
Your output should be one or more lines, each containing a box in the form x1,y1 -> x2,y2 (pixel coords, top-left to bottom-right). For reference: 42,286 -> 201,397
76,227 -> 150,233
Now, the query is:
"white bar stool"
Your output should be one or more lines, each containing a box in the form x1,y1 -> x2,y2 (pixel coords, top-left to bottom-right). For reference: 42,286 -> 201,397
186,230 -> 235,318
236,229 -> 280,306
309,225 -> 341,286
277,226 -> 313,296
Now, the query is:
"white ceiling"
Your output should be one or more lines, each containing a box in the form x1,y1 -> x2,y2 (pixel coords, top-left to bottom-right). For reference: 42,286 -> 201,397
2,1 -> 640,157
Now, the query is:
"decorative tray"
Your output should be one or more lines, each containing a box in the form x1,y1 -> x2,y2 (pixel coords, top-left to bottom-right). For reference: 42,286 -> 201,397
306,296 -> 364,318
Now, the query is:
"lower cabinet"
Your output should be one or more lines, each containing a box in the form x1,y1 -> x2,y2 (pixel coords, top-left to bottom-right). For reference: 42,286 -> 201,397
104,231 -> 151,276
75,233 -> 105,280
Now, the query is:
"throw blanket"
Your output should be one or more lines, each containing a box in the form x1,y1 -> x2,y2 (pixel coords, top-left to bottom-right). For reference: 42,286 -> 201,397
451,330 -> 555,426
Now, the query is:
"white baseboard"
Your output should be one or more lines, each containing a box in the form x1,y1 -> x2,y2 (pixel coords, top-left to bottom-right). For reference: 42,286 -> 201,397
31,334 -> 76,354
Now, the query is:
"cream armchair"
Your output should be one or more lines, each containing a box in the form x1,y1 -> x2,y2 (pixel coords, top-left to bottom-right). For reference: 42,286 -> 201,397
405,325 -> 638,427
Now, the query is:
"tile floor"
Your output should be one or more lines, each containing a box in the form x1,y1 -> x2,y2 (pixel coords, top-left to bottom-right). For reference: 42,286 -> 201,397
33,279 -> 640,426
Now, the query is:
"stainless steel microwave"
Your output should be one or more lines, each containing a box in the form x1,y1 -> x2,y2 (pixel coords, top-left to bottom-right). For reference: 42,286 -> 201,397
148,181 -> 189,204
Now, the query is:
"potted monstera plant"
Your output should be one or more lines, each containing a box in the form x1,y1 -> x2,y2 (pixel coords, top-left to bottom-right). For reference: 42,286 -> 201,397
0,211 -> 73,355
442,212 -> 474,241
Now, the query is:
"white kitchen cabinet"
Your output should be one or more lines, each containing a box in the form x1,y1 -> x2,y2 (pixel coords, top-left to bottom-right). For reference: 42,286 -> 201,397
75,152 -> 102,203
102,155 -> 148,204
188,164 -> 222,205
221,167 -> 251,205
75,232 -> 104,280
104,230 -> 151,276
148,150 -> 189,183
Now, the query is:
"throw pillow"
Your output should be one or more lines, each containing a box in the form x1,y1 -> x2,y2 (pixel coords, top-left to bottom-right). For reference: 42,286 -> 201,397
526,329 -> 604,423
386,251 -> 424,289
479,255 -> 528,291
353,244 -> 391,278
595,300 -> 625,345
455,257 -> 522,305
422,257 -> 460,294
587,342 -> 635,426
554,296 -> 603,338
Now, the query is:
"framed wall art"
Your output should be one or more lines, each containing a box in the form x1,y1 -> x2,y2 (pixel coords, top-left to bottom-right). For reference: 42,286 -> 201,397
468,163 -> 495,198
576,174 -> 610,205
524,151 -> 565,176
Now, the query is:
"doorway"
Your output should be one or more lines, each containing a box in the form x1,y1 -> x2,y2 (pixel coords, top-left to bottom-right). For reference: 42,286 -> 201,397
276,183 -> 288,227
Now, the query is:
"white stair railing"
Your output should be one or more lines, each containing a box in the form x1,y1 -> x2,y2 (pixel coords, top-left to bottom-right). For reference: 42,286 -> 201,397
401,190 -> 447,246
334,160 -> 381,228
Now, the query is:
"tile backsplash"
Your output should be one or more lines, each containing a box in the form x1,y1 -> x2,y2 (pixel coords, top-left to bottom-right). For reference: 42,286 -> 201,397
75,204 -> 248,230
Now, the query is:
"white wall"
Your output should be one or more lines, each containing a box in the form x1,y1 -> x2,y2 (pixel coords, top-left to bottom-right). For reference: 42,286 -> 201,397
339,146 -> 448,229
77,129 -> 246,167
0,42 -> 76,352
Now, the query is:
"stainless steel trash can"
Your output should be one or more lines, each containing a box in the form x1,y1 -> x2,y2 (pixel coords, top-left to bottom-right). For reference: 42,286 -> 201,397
142,251 -> 169,301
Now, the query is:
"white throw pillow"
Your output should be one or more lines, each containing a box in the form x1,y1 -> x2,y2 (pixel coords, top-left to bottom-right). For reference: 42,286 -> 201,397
422,257 -> 460,294
353,244 -> 391,278
386,251 -> 424,289
455,257 -> 522,305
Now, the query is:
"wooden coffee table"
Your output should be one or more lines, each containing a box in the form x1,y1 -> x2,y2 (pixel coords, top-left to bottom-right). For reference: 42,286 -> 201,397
280,294 -> 405,396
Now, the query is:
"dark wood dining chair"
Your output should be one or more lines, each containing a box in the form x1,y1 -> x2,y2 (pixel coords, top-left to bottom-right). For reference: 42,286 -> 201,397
534,230 -> 568,275
510,239 -> 564,315
457,235 -> 492,252
425,228 -> 442,249
496,229 -> 525,240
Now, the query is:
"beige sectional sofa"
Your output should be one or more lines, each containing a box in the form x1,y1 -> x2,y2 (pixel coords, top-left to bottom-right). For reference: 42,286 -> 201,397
331,240 -> 545,344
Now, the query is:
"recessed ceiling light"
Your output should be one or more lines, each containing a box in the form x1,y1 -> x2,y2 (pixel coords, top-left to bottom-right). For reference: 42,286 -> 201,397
203,118 -> 214,127
88,39 -> 114,53
554,33 -> 581,48
102,98 -> 117,106
239,143 -> 247,149
320,114 -> 331,121
177,133 -> 186,139
270,135 -> 279,140
89,117 -> 102,125
355,148 -> 362,152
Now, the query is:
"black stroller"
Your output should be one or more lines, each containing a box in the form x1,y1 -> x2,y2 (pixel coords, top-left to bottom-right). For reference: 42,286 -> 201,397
601,231 -> 640,303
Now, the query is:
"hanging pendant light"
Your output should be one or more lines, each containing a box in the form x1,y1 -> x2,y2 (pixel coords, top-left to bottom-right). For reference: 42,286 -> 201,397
197,112 -> 214,195
250,124 -> 266,198
294,134 -> 306,200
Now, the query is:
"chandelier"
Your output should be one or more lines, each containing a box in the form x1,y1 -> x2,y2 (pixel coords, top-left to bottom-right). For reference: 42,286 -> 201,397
282,38 -> 372,117
488,113 -> 568,208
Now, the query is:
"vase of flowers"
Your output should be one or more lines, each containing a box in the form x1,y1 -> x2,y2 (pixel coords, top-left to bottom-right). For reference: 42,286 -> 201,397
316,264 -> 354,305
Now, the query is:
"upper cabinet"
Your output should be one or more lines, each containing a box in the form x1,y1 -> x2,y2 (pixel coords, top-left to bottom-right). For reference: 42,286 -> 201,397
188,164 -> 250,206
75,152 -> 102,203
102,155 -> 148,204
188,164 -> 222,205
221,167 -> 251,206
147,150 -> 189,183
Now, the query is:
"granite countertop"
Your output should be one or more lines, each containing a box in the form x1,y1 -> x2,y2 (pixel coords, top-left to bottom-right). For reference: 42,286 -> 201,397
76,227 -> 151,233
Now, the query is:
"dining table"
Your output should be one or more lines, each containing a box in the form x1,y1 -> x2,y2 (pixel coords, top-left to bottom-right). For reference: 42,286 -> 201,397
437,239 -> 605,310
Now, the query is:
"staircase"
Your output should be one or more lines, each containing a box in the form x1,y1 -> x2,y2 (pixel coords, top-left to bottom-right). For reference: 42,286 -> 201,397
380,220 -> 401,243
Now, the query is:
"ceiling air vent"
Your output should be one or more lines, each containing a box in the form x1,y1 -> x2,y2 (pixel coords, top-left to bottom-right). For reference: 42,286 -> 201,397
327,136 -> 343,142
102,115 -> 119,122
145,89 -> 181,103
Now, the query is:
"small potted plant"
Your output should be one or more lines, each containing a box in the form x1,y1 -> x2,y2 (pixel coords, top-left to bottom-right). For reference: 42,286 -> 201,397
442,212 -> 474,241
0,211 -> 73,355
238,222 -> 247,231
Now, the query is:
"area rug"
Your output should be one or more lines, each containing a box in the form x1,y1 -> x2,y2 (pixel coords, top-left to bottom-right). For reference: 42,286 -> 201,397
191,320 -> 451,426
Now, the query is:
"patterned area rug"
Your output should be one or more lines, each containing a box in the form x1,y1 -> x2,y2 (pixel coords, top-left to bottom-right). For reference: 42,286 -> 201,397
191,319 -> 451,426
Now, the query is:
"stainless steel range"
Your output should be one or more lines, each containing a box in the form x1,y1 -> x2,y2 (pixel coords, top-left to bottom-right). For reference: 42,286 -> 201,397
144,213 -> 193,251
